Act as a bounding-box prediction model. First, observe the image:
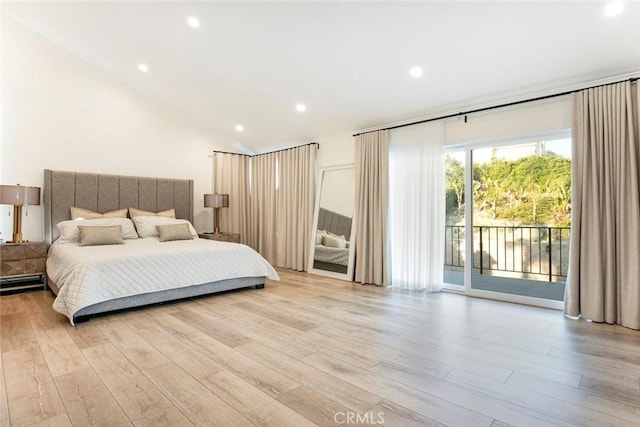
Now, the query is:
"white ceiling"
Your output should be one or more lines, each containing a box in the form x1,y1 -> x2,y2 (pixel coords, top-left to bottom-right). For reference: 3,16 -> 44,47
3,1 -> 640,153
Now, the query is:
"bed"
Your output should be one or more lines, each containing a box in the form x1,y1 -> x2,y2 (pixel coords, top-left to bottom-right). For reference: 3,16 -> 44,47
313,208 -> 352,274
44,169 -> 278,324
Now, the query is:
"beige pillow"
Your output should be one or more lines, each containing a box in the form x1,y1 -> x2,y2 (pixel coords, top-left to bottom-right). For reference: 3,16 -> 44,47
129,207 -> 176,219
78,225 -> 124,246
156,223 -> 194,242
327,230 -> 346,240
71,207 -> 128,220
132,216 -> 198,238
323,234 -> 348,249
57,218 -> 139,242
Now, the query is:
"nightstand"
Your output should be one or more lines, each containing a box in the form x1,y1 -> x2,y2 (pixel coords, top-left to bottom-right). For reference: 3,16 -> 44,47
198,233 -> 241,243
0,241 -> 47,295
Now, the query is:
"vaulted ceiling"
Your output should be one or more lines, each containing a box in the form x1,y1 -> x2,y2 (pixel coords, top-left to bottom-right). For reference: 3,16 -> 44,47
3,1 -> 640,153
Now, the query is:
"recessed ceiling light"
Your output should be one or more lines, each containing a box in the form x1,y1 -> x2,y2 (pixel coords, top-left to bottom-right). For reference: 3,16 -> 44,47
138,63 -> 149,73
410,66 -> 423,78
604,1 -> 624,16
235,124 -> 244,132
295,103 -> 306,113
187,16 -> 200,28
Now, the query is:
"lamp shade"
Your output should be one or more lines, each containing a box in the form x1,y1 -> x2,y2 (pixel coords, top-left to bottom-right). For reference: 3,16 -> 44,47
0,185 -> 41,206
204,194 -> 229,208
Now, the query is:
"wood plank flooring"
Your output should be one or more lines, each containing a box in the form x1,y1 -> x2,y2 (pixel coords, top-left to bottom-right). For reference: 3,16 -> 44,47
1,269 -> 639,426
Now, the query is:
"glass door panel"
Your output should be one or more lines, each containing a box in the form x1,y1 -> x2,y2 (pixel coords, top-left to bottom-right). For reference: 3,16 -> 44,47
469,137 -> 571,300
444,150 -> 465,288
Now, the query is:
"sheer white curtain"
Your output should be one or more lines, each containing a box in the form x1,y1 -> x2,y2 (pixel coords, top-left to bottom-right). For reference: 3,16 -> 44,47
388,121 -> 445,291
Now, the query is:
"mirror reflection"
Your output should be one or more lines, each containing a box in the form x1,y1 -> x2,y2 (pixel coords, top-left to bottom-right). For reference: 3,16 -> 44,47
310,166 -> 355,279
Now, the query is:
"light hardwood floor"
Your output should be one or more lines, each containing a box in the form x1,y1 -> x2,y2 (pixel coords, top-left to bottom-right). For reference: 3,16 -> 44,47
1,269 -> 639,426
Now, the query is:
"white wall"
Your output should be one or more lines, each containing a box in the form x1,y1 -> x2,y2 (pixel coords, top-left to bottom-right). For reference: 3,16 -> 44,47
317,134 -> 354,168
314,96 -> 572,171
319,168 -> 355,218
444,96 -> 571,146
315,134 -> 356,220
1,16 -> 234,241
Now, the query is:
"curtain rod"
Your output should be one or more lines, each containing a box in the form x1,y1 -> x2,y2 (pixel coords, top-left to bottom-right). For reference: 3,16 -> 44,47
213,142 -> 319,158
212,150 -> 250,157
353,77 -> 639,137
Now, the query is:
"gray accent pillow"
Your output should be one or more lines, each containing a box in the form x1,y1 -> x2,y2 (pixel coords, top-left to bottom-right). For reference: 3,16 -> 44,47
156,223 -> 194,242
78,225 -> 124,246
57,218 -> 139,242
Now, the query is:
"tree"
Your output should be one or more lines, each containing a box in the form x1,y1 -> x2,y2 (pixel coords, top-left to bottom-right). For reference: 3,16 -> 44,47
445,156 -> 465,215
471,153 -> 571,226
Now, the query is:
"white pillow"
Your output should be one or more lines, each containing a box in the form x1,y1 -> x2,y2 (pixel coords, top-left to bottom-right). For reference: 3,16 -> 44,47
57,218 -> 138,242
132,216 -> 198,238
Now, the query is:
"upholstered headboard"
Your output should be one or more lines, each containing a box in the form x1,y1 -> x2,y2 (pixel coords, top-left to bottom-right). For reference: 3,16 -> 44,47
44,170 -> 194,243
317,207 -> 352,241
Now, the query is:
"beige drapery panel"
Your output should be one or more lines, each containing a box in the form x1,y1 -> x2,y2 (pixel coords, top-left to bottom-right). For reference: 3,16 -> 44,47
354,130 -> 389,285
213,152 -> 250,244
249,152 -> 278,262
565,80 -> 640,330
275,145 -> 316,270
249,144 -> 317,271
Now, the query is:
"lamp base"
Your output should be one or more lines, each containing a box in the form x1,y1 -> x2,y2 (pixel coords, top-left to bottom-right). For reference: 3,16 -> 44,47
10,205 -> 26,243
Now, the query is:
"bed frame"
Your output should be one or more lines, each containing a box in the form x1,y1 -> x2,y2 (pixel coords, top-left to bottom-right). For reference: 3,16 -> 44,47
44,169 -> 265,322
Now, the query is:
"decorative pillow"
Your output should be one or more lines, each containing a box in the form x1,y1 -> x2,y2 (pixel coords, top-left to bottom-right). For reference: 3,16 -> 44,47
78,225 -> 124,246
57,218 -> 138,242
323,234 -> 348,249
129,207 -> 176,219
156,223 -> 194,242
70,207 -> 128,220
132,216 -> 198,238
326,230 -> 346,240
315,231 -> 324,245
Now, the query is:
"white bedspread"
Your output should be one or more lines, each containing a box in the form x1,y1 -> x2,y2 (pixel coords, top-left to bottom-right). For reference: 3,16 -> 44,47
314,244 -> 349,266
48,237 -> 279,322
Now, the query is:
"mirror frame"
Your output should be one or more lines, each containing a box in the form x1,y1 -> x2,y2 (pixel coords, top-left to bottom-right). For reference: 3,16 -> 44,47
308,164 -> 357,281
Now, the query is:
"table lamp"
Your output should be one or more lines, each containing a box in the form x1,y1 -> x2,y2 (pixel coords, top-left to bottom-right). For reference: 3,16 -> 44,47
204,193 -> 229,234
0,184 -> 41,243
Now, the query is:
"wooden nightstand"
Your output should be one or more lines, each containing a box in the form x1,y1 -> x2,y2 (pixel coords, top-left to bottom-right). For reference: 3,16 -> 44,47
198,233 -> 241,243
0,241 -> 47,295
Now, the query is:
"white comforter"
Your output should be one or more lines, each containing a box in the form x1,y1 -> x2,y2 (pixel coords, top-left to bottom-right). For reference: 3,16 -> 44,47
314,244 -> 349,266
48,237 -> 279,322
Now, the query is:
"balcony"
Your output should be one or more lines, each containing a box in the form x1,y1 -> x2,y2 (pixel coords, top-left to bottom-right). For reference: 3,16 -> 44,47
445,225 -> 570,283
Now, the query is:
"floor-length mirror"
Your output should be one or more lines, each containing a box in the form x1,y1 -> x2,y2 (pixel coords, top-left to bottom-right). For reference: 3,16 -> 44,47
308,165 -> 356,281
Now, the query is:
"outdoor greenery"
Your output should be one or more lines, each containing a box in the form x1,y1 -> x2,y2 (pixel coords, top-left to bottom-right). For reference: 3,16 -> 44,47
446,153 -> 571,227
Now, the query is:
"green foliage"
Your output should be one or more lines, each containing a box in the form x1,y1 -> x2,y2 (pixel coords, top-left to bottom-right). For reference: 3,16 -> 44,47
446,153 -> 571,227
445,156 -> 465,217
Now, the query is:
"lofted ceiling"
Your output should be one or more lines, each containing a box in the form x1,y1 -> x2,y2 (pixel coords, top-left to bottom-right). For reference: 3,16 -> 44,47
3,1 -> 640,153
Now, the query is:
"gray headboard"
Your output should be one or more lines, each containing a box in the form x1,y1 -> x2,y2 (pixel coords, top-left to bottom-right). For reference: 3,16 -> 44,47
44,169 -> 194,243
317,207 -> 352,241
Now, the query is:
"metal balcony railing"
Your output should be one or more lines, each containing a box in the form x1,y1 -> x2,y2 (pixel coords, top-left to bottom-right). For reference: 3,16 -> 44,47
444,225 -> 571,282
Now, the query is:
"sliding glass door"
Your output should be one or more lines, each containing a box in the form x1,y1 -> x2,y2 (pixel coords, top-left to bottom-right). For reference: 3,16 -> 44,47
444,150 -> 466,289
444,134 -> 571,304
